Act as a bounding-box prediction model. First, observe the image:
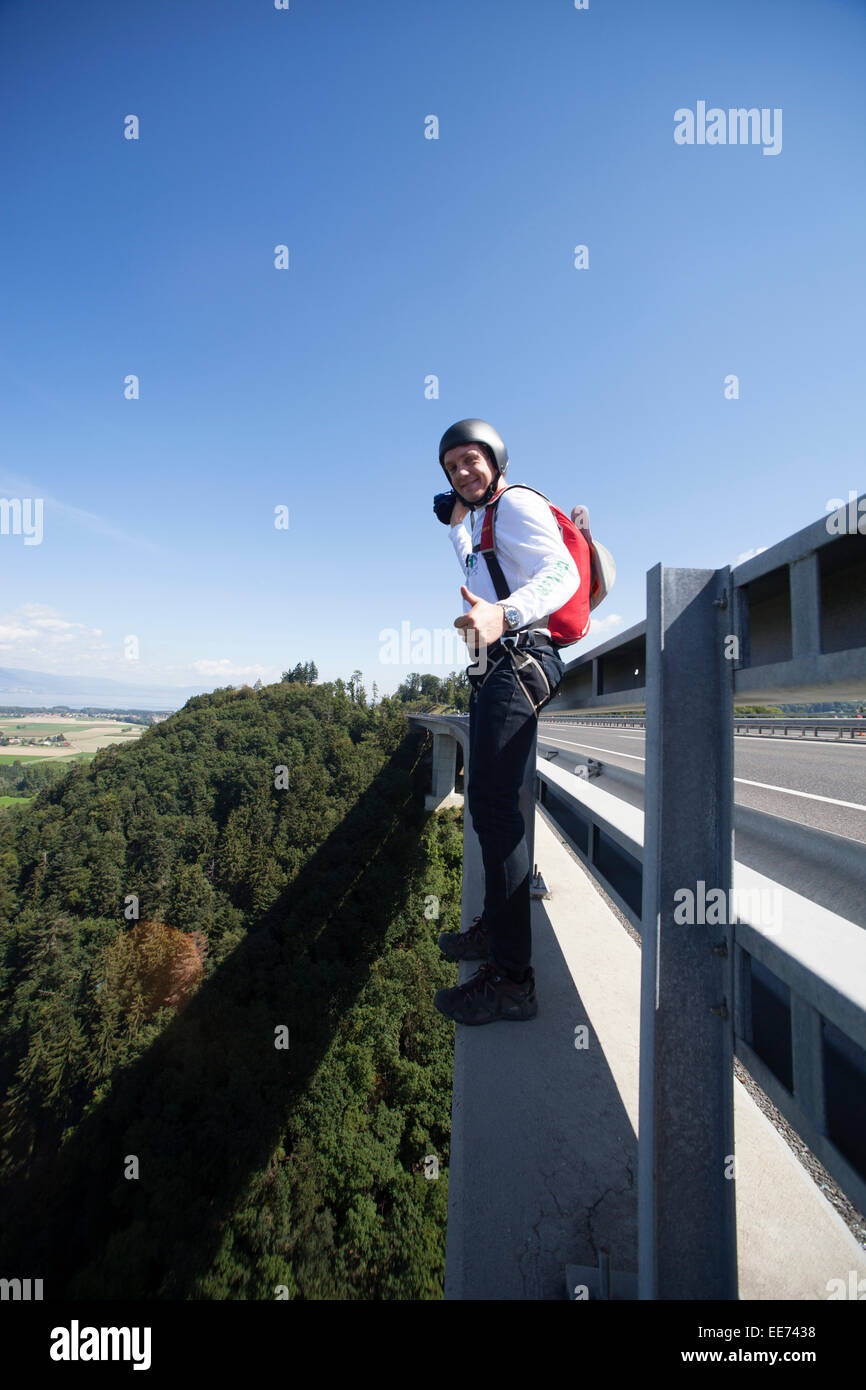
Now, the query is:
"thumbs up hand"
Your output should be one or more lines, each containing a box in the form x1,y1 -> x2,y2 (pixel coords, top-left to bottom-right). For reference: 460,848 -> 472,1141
454,585 -> 507,654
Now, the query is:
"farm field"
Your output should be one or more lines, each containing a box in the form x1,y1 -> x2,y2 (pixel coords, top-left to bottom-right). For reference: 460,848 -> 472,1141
0,718 -> 144,761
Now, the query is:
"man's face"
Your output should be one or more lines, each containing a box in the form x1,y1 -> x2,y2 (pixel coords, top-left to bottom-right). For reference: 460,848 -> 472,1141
442,442 -> 496,501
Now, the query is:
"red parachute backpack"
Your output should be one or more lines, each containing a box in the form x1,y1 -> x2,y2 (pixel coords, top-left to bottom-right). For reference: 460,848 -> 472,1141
474,483 -> 592,646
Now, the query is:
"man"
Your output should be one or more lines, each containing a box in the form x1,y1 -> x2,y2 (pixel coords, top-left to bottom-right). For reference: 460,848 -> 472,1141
432,419 -> 581,1026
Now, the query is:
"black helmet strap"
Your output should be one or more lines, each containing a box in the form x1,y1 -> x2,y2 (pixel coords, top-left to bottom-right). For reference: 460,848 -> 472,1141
463,476 -> 501,508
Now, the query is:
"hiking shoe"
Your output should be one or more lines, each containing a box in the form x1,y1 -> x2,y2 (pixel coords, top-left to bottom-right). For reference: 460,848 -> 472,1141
438,914 -> 490,961
434,962 -> 538,1025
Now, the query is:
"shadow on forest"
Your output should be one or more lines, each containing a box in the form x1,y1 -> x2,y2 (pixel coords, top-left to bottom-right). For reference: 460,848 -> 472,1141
1,726 -> 437,1298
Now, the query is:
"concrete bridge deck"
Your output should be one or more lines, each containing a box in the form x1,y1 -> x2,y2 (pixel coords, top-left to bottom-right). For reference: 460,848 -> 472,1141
444,805 -> 866,1300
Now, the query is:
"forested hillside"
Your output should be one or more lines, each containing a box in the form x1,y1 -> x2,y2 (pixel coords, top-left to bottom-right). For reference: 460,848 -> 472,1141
0,679 -> 462,1298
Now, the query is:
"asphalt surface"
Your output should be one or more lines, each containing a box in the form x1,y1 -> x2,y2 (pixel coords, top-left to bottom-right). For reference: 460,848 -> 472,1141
537,723 -> 866,843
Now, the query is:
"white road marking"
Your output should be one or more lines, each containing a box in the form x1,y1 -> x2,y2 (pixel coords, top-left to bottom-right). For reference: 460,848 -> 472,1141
732,734 -> 866,747
734,779 -> 866,812
547,739 -> 866,810
551,739 -> 645,762
551,726 -> 866,751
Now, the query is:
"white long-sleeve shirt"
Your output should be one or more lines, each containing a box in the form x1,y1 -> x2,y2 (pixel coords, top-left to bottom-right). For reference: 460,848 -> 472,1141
449,484 -> 580,640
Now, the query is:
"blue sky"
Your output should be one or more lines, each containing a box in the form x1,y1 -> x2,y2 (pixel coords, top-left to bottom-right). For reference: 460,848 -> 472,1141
1,0 -> 864,703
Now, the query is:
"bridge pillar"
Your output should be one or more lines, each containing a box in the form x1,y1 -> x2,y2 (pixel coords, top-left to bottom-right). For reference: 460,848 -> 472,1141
425,730 -> 463,812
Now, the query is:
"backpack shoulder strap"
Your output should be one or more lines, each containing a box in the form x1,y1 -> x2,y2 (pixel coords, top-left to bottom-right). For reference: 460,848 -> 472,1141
472,484 -> 552,601
473,486 -> 513,600
481,482 -> 551,514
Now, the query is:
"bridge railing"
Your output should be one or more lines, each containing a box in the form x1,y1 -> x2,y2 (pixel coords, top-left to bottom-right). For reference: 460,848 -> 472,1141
542,714 -> 866,739
416,494 -> 866,1299
731,718 -> 866,738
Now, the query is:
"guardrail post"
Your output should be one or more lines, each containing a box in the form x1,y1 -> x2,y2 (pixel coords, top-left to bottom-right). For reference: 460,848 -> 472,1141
638,564 -> 738,1299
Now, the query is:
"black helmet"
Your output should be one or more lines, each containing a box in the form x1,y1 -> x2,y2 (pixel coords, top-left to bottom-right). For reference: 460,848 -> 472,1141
438,418 -> 509,507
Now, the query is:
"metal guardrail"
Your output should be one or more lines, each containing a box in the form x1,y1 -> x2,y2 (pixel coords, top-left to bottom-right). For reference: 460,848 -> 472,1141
733,718 -> 866,739
542,714 -> 647,729
540,498 -> 866,1298
540,713 -> 866,738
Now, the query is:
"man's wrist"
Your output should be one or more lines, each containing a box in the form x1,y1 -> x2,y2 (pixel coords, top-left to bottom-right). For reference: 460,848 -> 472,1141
498,603 -> 522,631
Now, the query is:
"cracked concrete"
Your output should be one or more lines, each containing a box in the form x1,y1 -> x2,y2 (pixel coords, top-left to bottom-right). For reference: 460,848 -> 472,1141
444,811 -> 639,1299
583,1159 -> 636,1265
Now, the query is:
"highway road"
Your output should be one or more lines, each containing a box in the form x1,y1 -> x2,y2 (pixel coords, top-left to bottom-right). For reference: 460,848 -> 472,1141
533,721 -> 866,926
537,723 -> 866,843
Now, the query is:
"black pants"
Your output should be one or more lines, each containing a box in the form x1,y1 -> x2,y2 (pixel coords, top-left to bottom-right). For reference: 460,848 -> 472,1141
466,634 -> 565,975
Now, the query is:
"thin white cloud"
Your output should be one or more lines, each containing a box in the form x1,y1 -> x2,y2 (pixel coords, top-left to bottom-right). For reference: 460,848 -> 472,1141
18,605 -> 82,633
0,603 -> 284,688
190,658 -> 273,679
0,604 -> 112,668
0,471 -> 161,551
0,623 -> 40,642
734,546 -> 767,566
588,612 -> 624,633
